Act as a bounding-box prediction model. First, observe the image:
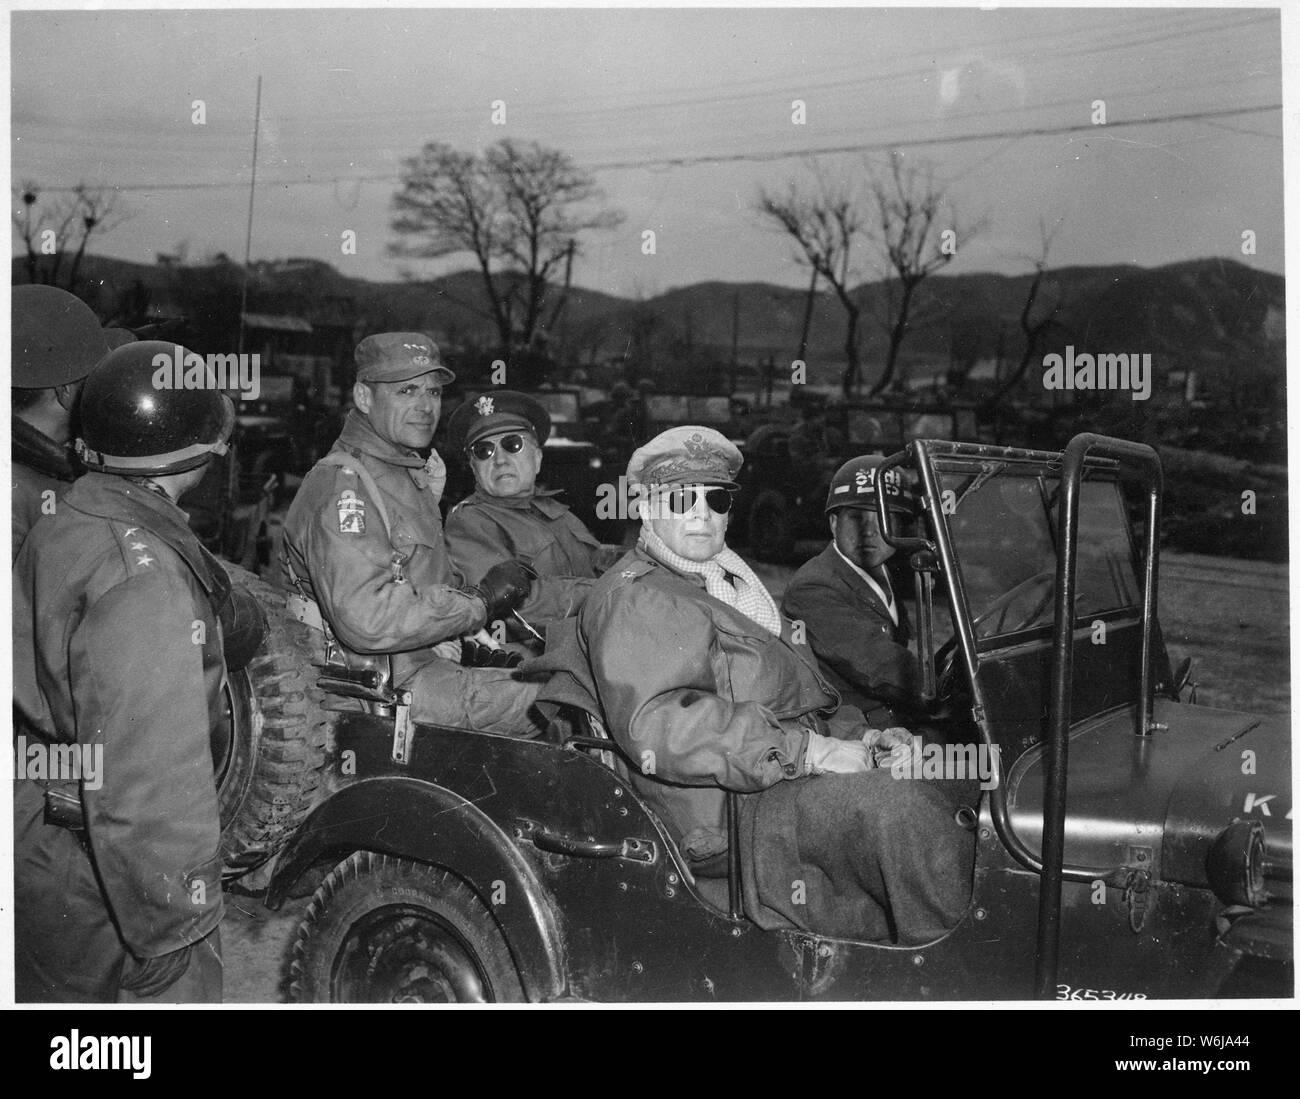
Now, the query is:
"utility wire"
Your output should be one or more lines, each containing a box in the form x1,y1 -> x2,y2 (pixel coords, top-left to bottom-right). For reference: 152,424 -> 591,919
19,101 -> 1275,194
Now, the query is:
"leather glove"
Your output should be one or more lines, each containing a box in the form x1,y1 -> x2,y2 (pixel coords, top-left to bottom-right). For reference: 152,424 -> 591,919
119,944 -> 193,998
863,726 -> 916,770
467,559 -> 534,622
803,731 -> 872,776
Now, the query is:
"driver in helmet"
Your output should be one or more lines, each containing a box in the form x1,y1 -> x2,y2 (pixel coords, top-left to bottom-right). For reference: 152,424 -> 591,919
781,455 -> 920,727
12,341 -> 234,1002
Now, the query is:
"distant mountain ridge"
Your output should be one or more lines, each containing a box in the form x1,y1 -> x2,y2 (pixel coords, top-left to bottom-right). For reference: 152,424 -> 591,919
14,252 -> 1283,395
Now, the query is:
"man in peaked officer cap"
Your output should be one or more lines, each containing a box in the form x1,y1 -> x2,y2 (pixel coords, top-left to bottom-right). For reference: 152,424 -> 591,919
781,454 -> 922,726
444,390 -> 609,651
13,341 -> 235,1001
281,333 -> 549,736
10,284 -> 113,558
528,426 -> 973,945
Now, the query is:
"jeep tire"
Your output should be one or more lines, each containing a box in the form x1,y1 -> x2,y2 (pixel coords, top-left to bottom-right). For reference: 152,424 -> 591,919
289,852 -> 526,1003
215,564 -> 332,877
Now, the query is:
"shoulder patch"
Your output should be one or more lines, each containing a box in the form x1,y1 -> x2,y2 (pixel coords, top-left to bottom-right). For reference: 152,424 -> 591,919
336,489 -> 366,534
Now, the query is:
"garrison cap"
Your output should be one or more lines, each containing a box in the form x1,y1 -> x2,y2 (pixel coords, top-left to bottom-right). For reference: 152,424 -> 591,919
11,285 -> 112,388
627,426 -> 742,491
446,390 -> 551,453
825,454 -> 912,514
354,332 -> 455,385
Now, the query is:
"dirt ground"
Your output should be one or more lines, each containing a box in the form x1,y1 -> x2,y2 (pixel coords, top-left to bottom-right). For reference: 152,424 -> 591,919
220,548 -> 1290,1003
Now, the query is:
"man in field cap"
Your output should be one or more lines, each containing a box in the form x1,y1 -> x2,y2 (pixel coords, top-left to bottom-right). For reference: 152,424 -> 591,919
783,454 -> 921,726
444,390 -> 607,652
528,425 -> 972,944
10,284 -> 112,557
281,333 -> 548,736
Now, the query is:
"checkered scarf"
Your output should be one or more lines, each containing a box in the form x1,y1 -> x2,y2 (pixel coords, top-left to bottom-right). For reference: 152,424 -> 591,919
640,523 -> 782,636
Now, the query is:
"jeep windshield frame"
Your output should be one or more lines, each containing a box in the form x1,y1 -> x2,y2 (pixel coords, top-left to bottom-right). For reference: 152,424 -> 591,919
875,435 -> 1165,997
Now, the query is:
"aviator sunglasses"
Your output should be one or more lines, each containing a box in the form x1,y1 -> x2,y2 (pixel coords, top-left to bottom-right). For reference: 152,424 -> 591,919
658,485 -> 736,515
469,433 -> 529,462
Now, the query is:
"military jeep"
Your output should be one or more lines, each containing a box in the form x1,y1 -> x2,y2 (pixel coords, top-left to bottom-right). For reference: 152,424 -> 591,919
262,432 -> 1291,1002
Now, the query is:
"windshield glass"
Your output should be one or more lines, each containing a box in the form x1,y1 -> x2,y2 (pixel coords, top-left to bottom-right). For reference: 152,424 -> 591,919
939,467 -> 1140,641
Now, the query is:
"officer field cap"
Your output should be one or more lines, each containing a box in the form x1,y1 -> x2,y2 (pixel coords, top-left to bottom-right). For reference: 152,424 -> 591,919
825,454 -> 912,515
627,426 -> 742,491
354,331 -> 455,385
446,390 -> 551,454
11,284 -> 112,388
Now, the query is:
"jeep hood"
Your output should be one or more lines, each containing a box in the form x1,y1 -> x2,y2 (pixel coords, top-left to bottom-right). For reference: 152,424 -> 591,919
1007,698 -> 1292,892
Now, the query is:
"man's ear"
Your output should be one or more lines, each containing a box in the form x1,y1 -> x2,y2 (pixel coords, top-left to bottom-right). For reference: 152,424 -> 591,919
53,381 -> 81,411
353,381 -> 372,413
828,511 -> 840,539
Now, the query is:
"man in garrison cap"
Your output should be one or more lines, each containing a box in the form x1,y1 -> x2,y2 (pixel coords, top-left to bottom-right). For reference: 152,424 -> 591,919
281,333 -> 549,736
782,455 -> 922,727
444,390 -> 615,651
9,285 -> 116,558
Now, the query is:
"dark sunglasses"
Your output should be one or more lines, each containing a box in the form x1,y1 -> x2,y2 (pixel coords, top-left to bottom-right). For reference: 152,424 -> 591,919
662,486 -> 735,515
469,433 -> 528,462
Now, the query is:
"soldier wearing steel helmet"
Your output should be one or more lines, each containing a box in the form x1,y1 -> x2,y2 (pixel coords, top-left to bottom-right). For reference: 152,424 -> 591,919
12,340 -> 234,1002
9,284 -> 114,559
781,454 -> 921,727
280,333 -> 547,736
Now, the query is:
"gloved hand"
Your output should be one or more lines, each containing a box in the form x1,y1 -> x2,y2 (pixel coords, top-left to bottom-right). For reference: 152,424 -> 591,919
803,731 -> 872,776
863,726 -> 916,769
468,559 -> 535,622
119,944 -> 193,998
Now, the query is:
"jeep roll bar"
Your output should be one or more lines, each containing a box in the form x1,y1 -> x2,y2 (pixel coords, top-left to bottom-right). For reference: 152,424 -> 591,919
1039,433 -> 1162,997
876,434 -> 1163,999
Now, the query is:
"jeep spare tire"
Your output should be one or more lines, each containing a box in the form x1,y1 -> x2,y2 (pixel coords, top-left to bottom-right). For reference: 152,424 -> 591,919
213,564 -> 333,877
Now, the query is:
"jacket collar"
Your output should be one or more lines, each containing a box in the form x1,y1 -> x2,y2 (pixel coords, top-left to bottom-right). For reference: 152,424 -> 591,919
337,408 -> 427,470
463,486 -> 568,518
63,473 -> 228,599
11,416 -> 77,482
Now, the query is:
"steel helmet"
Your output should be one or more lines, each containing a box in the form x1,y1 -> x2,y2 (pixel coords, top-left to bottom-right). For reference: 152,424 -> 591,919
11,284 -> 111,388
76,341 -> 236,476
825,454 -> 914,515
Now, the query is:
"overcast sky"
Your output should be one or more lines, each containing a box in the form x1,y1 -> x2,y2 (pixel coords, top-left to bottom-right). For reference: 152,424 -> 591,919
9,4 -> 1285,297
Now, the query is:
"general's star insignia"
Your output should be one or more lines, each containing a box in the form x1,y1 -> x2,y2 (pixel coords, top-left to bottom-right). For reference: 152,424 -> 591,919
136,555 -> 154,567
620,569 -> 636,579
123,527 -> 138,537
130,542 -> 148,551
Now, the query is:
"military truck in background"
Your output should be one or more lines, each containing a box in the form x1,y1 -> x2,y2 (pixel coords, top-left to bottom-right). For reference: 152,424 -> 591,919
734,397 -> 984,561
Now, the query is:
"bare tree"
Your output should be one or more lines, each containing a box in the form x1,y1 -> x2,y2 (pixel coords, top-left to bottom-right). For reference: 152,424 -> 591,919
867,152 -> 984,397
988,217 -> 1068,406
389,139 -> 622,355
13,182 -> 130,292
756,167 -> 867,398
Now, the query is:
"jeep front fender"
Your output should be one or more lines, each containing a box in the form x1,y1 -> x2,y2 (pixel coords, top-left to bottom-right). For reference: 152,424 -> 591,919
265,776 -> 565,1001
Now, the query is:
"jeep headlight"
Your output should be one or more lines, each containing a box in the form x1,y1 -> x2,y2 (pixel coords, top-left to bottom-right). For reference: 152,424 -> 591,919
1206,819 -> 1268,907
